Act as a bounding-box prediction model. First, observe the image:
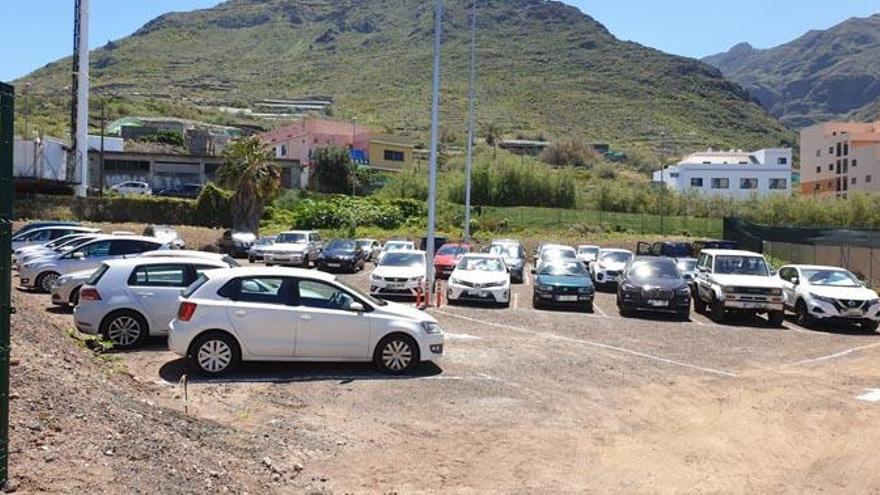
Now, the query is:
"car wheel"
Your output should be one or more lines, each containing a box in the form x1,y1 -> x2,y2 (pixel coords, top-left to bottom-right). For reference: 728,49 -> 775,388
693,293 -> 707,314
533,295 -> 542,310
374,334 -> 420,374
861,320 -> 879,333
101,310 -> 148,349
768,310 -> 785,327
678,308 -> 691,321
248,256 -> 255,263
794,300 -> 814,328
189,332 -> 241,376
710,295 -> 726,323
36,271 -> 60,294
70,286 -> 81,307
585,301 -> 594,313
302,255 -> 310,269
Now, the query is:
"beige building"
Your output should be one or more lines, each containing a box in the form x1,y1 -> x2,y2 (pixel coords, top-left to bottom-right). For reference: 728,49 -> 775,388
368,135 -> 417,172
800,122 -> 880,197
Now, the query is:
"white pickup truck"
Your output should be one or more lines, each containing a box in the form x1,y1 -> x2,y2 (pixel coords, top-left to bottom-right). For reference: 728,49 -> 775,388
693,249 -> 785,326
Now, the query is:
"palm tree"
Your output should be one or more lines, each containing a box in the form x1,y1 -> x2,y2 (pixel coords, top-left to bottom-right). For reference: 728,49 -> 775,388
217,136 -> 281,234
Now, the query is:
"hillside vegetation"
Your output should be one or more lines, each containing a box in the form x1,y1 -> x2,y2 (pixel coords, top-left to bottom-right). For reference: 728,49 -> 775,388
704,14 -> 880,128
17,0 -> 794,152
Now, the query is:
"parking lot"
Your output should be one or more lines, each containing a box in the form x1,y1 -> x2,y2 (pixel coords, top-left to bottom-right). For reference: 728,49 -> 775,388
17,256 -> 880,493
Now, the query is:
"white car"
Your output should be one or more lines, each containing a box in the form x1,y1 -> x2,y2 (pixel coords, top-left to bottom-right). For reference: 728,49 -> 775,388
777,265 -> 880,331
447,254 -> 511,307
676,257 -> 699,284
263,230 -> 324,267
248,236 -> 277,263
73,257 -> 230,348
370,250 -> 427,298
693,249 -> 785,325
589,248 -> 633,287
11,226 -> 100,251
52,251 -> 240,308
576,245 -> 601,265
167,267 -> 445,375
378,240 -> 415,262
356,239 -> 383,262
110,181 -> 152,196
14,233 -> 101,265
144,225 -> 185,249
19,235 -> 165,292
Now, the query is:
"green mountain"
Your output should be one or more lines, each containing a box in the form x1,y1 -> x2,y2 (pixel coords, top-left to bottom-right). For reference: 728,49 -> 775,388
704,14 -> 880,128
17,0 -> 794,152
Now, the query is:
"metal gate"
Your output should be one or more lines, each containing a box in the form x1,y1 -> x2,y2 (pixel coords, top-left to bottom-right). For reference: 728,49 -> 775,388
0,82 -> 14,486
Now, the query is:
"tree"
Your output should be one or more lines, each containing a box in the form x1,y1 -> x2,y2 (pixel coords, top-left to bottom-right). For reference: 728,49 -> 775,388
484,123 -> 503,158
217,136 -> 281,234
312,145 -> 354,194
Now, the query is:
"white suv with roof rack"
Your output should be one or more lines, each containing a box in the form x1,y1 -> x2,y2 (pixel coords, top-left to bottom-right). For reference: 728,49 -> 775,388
693,249 -> 785,326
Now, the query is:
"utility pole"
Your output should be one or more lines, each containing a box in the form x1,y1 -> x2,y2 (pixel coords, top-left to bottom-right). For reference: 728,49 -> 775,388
0,82 -> 15,491
659,132 -> 666,237
73,0 -> 90,197
351,117 -> 357,197
99,97 -> 105,195
425,0 -> 443,303
23,82 -> 30,140
462,0 -> 477,242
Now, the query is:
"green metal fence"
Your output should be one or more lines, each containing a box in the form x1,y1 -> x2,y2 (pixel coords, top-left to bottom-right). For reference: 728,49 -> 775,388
478,206 -> 723,237
0,82 -> 13,486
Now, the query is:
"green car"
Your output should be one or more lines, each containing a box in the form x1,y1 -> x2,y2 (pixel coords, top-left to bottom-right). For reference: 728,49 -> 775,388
533,259 -> 595,312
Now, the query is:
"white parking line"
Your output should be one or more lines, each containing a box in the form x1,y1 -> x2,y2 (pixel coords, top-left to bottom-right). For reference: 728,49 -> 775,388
782,341 -> 880,368
444,332 -> 482,341
434,309 -> 738,378
513,293 -> 519,310
524,274 -> 530,286
592,301 -> 608,317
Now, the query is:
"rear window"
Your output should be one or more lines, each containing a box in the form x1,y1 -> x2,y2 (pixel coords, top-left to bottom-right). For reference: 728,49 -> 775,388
86,264 -> 110,285
182,274 -> 209,298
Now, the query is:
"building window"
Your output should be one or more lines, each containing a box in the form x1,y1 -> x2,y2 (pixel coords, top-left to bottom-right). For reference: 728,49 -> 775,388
836,160 -> 841,174
828,164 -> 833,171
816,149 -> 821,157
853,159 -> 858,168
777,157 -> 788,165
383,150 -> 405,162
843,159 -> 848,173
740,178 -> 758,190
844,143 -> 849,155
852,177 -> 857,185
868,175 -> 873,184
816,166 -> 821,174
829,146 -> 834,155
669,172 -> 679,178
690,178 -> 703,187
769,178 -> 788,190
711,178 -> 729,189
836,143 -> 842,157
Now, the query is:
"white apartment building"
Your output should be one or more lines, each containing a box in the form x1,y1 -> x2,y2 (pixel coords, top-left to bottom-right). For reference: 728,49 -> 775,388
652,148 -> 793,198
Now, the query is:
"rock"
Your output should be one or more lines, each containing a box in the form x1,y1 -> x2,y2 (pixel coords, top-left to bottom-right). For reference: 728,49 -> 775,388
103,449 -> 115,456
2,479 -> 18,493
292,462 -> 304,472
8,393 -> 19,400
25,421 -> 42,432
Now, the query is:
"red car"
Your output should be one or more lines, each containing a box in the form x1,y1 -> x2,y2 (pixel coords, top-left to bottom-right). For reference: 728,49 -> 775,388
433,243 -> 471,279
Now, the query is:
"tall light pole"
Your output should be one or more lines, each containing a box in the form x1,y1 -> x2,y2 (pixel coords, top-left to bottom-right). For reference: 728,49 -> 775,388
23,82 -> 31,140
463,0 -> 477,242
351,117 -> 357,196
74,0 -> 90,197
425,0 -> 443,303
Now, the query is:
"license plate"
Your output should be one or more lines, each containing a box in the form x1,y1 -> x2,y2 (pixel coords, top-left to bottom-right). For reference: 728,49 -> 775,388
468,290 -> 487,297
557,295 -> 578,302
648,299 -> 669,307
843,309 -> 863,317
388,283 -> 405,289
328,263 -> 341,268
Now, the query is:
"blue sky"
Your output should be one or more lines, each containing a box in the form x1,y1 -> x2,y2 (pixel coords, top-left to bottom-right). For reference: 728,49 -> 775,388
2,0 -> 878,82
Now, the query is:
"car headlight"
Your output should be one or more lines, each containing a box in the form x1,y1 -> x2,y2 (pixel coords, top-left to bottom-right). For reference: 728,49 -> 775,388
676,287 -> 691,296
538,284 -> 554,292
422,321 -> 443,334
868,298 -> 880,308
621,283 -> 639,293
723,286 -> 735,293
809,293 -> 836,304
578,286 -> 593,294
371,274 -> 381,281
449,277 -> 461,285
484,281 -> 506,288
409,276 -> 425,283
770,288 -> 783,296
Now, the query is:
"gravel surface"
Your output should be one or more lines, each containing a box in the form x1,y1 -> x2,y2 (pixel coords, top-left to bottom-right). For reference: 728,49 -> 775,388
9,256 -> 880,493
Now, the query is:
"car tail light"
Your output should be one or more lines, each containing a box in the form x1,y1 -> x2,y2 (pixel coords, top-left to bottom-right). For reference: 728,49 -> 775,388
79,288 -> 101,301
177,302 -> 197,322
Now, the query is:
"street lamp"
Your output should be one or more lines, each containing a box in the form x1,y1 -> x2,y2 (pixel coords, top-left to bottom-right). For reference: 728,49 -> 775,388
23,82 -> 31,140
351,117 -> 357,197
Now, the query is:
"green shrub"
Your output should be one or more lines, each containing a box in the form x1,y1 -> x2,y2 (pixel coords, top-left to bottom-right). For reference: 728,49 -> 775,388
194,183 -> 233,228
286,196 -> 424,231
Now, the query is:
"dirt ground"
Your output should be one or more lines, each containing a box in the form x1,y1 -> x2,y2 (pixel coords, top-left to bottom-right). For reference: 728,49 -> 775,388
9,253 -> 880,493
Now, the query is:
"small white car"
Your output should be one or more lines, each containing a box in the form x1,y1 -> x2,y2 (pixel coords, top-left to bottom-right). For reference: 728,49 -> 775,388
447,254 -> 511,307
777,265 -> 880,331
248,236 -> 277,263
167,267 -> 445,375
589,248 -> 633,287
73,257 -> 230,348
576,245 -> 601,265
19,235 -> 165,293
356,239 -> 383,262
370,250 -> 427,298
11,226 -> 100,251
144,225 -> 186,249
52,250 -> 239,308
14,233 -> 101,265
263,231 -> 324,267
693,249 -> 785,325
110,181 -> 152,196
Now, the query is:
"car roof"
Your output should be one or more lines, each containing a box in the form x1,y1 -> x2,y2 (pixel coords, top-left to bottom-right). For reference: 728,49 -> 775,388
784,264 -> 851,271
440,242 -> 469,247
356,238 -> 377,242
205,266 -> 337,282
542,244 -> 574,250
632,255 -> 676,263
280,230 -> 316,234
386,249 -> 426,255
26,225 -> 99,233
139,250 -> 225,260
701,249 -> 763,257
102,257 -> 228,269
675,257 -> 698,262
599,248 -> 632,253
577,244 -> 600,248
460,253 -> 501,259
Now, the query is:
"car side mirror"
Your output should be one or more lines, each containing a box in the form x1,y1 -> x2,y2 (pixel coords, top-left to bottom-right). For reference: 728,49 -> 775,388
697,266 -> 707,273
349,302 -> 365,313
791,277 -> 799,285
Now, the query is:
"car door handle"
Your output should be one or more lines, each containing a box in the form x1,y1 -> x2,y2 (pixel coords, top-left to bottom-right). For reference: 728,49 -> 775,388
235,310 -> 247,317
300,315 -> 312,321
138,292 -> 154,298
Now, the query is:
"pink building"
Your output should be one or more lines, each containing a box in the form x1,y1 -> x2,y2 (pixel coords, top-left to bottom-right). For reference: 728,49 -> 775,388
260,117 -> 371,187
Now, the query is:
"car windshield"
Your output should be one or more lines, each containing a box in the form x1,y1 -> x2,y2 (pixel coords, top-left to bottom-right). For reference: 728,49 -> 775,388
578,247 -> 599,256
802,269 -> 861,287
255,238 -> 275,246
59,237 -> 95,251
278,233 -> 307,243
356,240 -> 373,248
600,252 -> 632,264
489,244 -> 520,258
385,242 -> 412,251
458,257 -> 505,272
714,256 -> 769,276
628,260 -> 680,280
540,261 -> 588,277
328,240 -> 356,250
438,245 -> 467,256
543,248 -> 576,260
677,260 -> 697,272
380,252 -> 424,267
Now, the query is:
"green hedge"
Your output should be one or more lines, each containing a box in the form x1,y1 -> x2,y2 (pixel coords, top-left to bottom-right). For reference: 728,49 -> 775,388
283,196 -> 424,230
